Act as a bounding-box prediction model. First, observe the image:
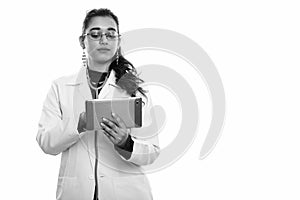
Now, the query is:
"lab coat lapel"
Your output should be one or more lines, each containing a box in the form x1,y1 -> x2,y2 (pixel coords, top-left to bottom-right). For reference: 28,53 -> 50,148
71,66 -> 92,101
75,66 -> 117,100
97,70 -> 116,99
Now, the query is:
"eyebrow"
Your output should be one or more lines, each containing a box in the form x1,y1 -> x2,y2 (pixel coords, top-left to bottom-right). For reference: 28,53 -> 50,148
89,27 -> 117,32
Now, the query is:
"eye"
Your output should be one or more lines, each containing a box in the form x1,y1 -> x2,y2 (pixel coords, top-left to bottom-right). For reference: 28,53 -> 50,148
106,31 -> 118,39
89,31 -> 101,39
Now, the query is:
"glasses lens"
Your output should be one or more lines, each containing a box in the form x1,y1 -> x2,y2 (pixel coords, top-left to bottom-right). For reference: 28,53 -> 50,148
89,30 -> 101,40
106,31 -> 118,40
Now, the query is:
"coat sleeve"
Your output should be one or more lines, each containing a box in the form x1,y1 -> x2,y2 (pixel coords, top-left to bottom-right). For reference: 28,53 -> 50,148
36,81 -> 80,155
115,91 -> 160,165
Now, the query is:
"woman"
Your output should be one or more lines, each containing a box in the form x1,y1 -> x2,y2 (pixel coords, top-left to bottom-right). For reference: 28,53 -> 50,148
36,8 -> 159,200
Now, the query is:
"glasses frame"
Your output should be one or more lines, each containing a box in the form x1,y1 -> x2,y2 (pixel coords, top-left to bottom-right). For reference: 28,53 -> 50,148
83,30 -> 121,41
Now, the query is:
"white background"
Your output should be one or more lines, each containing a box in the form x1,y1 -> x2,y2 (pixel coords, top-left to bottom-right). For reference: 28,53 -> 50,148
0,0 -> 299,199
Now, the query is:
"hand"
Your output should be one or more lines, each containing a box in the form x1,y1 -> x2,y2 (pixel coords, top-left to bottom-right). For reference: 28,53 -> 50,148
100,112 -> 131,147
77,112 -> 87,134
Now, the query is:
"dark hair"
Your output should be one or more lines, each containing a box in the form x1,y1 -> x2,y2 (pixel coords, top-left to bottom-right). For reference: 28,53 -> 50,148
80,8 -> 148,98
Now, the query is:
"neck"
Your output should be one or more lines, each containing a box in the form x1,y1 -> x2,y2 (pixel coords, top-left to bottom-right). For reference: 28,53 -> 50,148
87,59 -> 111,73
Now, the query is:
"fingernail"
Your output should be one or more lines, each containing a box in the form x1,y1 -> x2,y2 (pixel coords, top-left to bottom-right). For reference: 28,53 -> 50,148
112,112 -> 115,117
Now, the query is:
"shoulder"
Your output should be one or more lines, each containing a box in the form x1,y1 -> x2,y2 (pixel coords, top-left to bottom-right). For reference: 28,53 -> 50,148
53,74 -> 77,85
52,67 -> 83,86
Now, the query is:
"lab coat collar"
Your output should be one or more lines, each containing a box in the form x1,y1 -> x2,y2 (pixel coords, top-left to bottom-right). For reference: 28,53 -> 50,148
66,66 -> 120,99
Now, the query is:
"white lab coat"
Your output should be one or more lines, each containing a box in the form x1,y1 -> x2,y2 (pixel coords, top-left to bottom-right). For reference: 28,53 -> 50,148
36,66 -> 160,200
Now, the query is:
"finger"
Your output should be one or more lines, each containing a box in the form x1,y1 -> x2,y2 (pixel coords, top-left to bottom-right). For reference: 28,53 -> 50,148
111,113 -> 132,139
103,131 -> 117,144
102,118 -> 118,130
111,112 -> 127,129
102,128 -> 122,145
100,122 -> 117,139
101,118 -> 128,142
77,112 -> 87,133
100,122 -> 123,144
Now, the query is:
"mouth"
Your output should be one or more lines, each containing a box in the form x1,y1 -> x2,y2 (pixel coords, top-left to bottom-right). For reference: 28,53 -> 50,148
97,48 -> 110,52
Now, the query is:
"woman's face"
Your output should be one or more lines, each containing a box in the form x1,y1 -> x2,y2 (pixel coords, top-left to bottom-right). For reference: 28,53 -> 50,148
83,16 -> 120,65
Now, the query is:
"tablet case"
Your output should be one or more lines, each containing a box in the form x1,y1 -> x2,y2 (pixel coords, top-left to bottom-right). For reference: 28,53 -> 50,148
85,97 -> 142,130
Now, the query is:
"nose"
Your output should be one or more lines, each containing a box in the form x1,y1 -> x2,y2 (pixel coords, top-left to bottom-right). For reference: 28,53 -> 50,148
99,34 -> 108,44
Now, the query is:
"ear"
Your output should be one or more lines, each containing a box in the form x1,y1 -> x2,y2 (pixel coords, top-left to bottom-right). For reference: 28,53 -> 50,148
79,35 -> 85,49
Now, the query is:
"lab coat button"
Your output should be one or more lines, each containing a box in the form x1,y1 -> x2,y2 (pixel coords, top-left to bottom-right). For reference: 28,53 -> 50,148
89,175 -> 94,180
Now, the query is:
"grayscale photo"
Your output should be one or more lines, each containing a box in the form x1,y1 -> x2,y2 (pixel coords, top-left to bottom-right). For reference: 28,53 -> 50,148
1,1 -> 299,200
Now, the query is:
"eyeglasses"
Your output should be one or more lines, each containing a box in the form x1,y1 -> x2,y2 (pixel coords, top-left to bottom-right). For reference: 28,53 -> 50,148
83,30 -> 120,41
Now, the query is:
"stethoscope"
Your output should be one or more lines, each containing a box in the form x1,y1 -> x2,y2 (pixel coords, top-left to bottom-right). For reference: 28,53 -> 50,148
86,67 -> 110,200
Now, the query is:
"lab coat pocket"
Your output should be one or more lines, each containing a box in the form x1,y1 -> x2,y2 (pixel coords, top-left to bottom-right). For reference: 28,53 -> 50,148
113,175 -> 153,200
56,177 -> 79,200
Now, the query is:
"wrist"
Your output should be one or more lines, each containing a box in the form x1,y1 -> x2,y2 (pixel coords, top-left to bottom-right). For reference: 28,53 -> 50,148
116,134 -> 134,152
116,135 -> 129,148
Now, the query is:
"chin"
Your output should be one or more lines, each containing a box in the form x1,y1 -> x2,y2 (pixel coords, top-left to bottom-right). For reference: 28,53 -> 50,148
96,57 -> 113,64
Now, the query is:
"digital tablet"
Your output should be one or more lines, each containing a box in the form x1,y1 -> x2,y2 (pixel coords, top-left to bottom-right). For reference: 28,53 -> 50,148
85,97 -> 142,130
